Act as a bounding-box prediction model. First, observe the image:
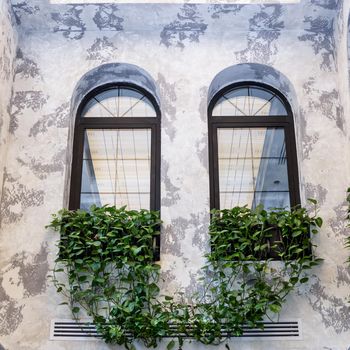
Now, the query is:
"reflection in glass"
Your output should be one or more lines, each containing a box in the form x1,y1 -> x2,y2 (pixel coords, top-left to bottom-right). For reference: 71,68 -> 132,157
81,87 -> 157,118
80,129 -> 151,210
212,86 -> 287,117
217,127 -> 290,209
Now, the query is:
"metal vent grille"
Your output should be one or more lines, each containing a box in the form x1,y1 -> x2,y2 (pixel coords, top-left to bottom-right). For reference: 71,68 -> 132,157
50,319 -> 301,341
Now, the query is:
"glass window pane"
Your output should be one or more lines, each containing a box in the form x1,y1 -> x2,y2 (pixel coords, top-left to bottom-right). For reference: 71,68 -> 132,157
218,127 -> 290,209
253,191 -> 290,210
80,193 -> 150,211
81,129 -> 151,210
212,86 -> 288,117
81,87 -> 157,118
255,158 -> 289,192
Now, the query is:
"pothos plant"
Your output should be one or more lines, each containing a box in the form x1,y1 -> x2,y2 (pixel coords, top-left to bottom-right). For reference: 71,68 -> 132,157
47,202 -> 323,350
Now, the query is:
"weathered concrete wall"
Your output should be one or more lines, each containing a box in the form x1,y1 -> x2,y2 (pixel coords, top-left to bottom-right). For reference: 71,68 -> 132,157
0,0 -> 17,202
0,0 -> 350,349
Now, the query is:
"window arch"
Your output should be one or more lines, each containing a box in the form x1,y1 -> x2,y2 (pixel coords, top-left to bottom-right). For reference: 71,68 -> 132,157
69,83 -> 161,212
208,82 -> 300,210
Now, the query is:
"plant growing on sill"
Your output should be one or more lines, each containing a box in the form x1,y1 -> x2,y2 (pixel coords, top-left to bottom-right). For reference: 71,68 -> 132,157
204,202 -> 323,337
48,205 -> 163,349
47,201 -> 322,350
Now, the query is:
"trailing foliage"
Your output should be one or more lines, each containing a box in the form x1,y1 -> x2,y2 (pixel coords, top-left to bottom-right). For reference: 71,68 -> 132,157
48,206 -> 162,348
48,203 -> 322,349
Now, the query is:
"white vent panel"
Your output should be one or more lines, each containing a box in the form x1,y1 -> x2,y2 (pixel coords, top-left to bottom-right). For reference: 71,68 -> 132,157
50,319 -> 302,341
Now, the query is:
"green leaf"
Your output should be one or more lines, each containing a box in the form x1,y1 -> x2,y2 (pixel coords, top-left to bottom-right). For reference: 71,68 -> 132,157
292,230 -> 302,237
315,217 -> 323,228
269,304 -> 281,313
72,307 -> 80,314
300,277 -> 309,284
167,340 -> 175,350
131,246 -> 142,256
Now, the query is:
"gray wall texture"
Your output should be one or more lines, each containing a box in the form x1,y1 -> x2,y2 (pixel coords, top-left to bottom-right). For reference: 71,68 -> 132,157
0,0 -> 350,349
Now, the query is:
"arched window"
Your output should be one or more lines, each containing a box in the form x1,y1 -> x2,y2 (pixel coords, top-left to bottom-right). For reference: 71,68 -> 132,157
208,83 -> 300,210
69,84 -> 161,212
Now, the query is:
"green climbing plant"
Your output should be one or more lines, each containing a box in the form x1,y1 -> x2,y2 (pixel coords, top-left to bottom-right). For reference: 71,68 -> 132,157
47,202 -> 322,350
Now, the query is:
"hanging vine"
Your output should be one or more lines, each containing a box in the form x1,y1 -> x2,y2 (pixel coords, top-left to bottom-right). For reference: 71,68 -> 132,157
48,202 -> 322,350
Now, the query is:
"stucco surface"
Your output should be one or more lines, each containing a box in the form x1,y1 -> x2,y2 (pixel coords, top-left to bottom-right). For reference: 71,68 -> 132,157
0,0 -> 349,349
0,0 -> 17,203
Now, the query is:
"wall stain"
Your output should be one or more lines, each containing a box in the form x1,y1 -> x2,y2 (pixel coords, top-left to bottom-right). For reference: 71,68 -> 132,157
161,158 -> 180,207
0,169 -> 45,225
317,89 -> 345,132
0,46 -> 11,82
160,4 -> 208,49
157,73 -> 177,141
308,277 -> 350,334
159,267 -> 177,290
162,217 -> 187,256
303,79 -> 345,133
16,149 -> 65,180
0,277 -> 23,336
336,266 -> 350,288
299,108 -> 319,160
51,5 -> 86,40
311,0 -> 339,10
29,102 -> 69,137
196,86 -> 209,171
191,212 -> 209,252
305,183 -> 328,206
11,1 -> 39,25
329,201 -> 348,241
93,5 -> 124,31
9,90 -> 48,134
298,15 -> 336,71
209,4 -> 244,19
4,243 -> 49,297
162,213 -> 209,257
15,48 -> 40,79
235,5 -> 284,64
72,63 -> 158,106
184,270 -> 202,300
86,36 -> 117,62
0,19 -> 15,82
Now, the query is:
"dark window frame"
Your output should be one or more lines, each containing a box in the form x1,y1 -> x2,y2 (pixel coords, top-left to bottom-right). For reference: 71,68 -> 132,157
69,82 -> 161,259
208,81 -> 300,211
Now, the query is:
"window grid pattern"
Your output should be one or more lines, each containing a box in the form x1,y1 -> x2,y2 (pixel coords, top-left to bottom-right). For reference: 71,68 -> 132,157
217,128 -> 290,210
209,83 -> 300,211
212,86 -> 288,117
82,87 -> 157,118
81,129 -> 151,211
70,85 -> 160,212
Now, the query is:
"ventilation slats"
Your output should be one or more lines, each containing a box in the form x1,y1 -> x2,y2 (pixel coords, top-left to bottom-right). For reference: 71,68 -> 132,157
50,319 -> 301,341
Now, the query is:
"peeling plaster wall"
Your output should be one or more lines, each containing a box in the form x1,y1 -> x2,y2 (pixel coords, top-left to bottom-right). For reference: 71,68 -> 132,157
0,0 -> 350,349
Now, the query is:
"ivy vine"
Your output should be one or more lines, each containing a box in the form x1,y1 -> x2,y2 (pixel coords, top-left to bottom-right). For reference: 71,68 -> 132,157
48,202 -> 322,350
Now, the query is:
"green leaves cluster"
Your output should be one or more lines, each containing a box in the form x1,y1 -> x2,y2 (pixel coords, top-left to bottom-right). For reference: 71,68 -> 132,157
204,203 -> 322,336
48,206 -> 162,348
48,203 -> 322,349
